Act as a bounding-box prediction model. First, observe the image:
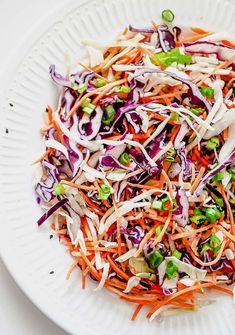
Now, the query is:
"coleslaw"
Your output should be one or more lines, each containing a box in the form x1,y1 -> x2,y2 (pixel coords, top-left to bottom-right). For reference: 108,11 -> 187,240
34,11 -> 235,321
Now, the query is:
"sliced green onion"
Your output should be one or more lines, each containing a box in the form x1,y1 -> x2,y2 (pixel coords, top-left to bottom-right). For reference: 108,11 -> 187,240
118,152 -> 130,165
95,79 -> 107,87
206,136 -> 220,150
155,225 -> 164,236
162,9 -> 175,22
190,215 -> 206,225
165,260 -> 178,279
102,105 -> 116,126
77,83 -> 87,93
81,98 -> 92,108
193,207 -> 204,216
98,184 -> 111,200
199,87 -> 214,98
120,85 -> 131,93
172,249 -> 182,260
190,108 -> 204,115
148,250 -> 164,269
210,234 -> 221,253
167,147 -> 176,156
53,183 -> 65,196
162,197 -> 178,211
200,243 -> 212,255
170,111 -> 180,121
214,197 -> 224,208
205,207 -> 221,223
151,200 -> 163,210
166,156 -> 175,162
70,82 -> 75,88
117,96 -> 124,103
151,48 -> 192,68
83,106 -> 94,115
212,171 -> 224,182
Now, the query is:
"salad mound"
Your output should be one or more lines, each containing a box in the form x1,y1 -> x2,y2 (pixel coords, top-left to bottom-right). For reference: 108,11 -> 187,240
35,10 -> 235,321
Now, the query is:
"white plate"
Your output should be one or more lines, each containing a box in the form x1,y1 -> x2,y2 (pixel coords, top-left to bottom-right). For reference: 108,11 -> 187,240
0,0 -> 235,334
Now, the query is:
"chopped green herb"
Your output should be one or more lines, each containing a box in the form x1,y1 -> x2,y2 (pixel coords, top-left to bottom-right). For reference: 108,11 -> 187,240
77,83 -> 87,93
149,250 -> 164,269
81,98 -> 92,108
212,171 -> 224,182
210,234 -> 221,253
199,87 -> 214,98
98,184 -> 111,200
165,260 -> 178,279
155,225 -> 164,236
151,48 -> 192,68
162,9 -> 175,22
151,200 -> 163,210
53,183 -> 65,196
172,249 -> 182,260
170,111 -> 180,121
205,207 -> 221,223
200,243 -> 212,255
120,85 -> 131,93
118,152 -> 130,165
102,105 -> 116,126
95,79 -> 107,87
190,215 -> 206,225
206,137 -> 220,150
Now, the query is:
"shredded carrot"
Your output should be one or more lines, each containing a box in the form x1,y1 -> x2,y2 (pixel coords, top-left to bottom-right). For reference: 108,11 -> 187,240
66,79 -> 125,119
191,27 -> 211,35
190,166 -> 205,194
52,120 -> 65,144
181,32 -> 212,43
32,148 -> 53,164
47,105 -> 53,124
219,185 -> 235,236
147,282 -> 218,318
131,304 -> 143,320
61,180 -> 96,191
221,39 -> 235,48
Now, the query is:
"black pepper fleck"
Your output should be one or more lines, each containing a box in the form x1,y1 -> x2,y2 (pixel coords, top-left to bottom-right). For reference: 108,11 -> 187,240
49,271 -> 54,275
5,129 -> 8,134
9,103 -> 13,107
49,234 -> 53,239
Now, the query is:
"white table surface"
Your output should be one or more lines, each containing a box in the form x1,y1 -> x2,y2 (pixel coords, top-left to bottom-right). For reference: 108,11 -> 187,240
0,1 -> 72,334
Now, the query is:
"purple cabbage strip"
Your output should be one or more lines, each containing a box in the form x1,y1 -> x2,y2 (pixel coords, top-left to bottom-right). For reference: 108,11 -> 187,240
63,136 -> 83,177
99,95 -> 119,106
100,102 -> 141,135
35,161 -> 59,203
129,25 -> 154,34
148,132 -> 166,158
125,112 -> 143,133
184,41 -> 235,64
177,146 -> 192,181
49,65 -> 71,88
61,89 -> 77,119
174,188 -> 189,227
157,25 -> 175,52
129,148 -> 161,176
71,71 -> 94,86
113,180 -> 127,202
133,68 -> 211,111
128,226 -> 145,248
37,198 -> 68,226
172,26 -> 182,41
77,106 -> 103,140
100,154 -> 133,171
194,150 -> 235,196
